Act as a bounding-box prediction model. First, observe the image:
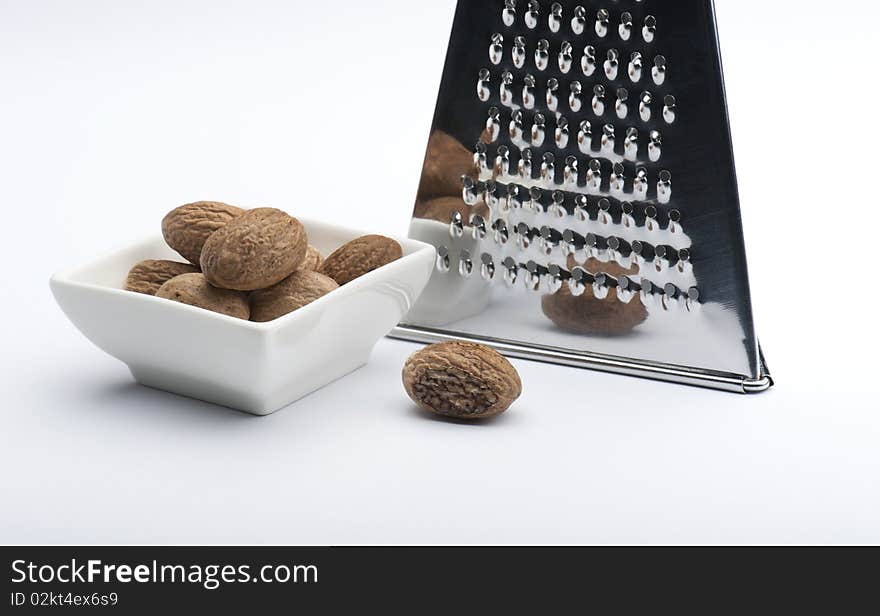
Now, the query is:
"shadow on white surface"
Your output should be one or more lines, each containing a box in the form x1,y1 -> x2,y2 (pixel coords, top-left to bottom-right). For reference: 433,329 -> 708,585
406,404 -> 522,428
83,380 -> 257,423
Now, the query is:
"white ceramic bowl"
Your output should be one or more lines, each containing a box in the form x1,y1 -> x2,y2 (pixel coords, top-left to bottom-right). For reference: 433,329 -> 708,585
50,218 -> 436,415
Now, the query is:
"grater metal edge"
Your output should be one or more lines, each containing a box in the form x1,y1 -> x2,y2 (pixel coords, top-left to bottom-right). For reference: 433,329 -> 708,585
390,324 -> 773,394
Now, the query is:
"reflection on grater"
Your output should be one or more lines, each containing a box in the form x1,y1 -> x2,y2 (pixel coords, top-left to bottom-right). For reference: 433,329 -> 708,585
394,0 -> 773,394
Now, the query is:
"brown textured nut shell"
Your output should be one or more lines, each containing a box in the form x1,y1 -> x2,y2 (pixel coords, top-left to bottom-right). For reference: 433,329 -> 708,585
161,201 -> 244,265
318,235 -> 402,286
200,207 -> 308,291
155,273 -> 250,319
416,130 -> 477,201
249,270 -> 339,322
413,196 -> 489,225
402,342 -> 522,420
567,256 -> 639,278
541,285 -> 648,335
125,260 -> 199,296
299,245 -> 324,272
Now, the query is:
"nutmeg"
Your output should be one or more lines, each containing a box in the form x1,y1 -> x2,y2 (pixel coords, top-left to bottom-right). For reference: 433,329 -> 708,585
402,342 -> 522,420
542,258 -> 647,335
318,235 -> 402,286
156,273 -> 250,319
414,196 -> 489,225
249,270 -> 339,322
299,245 -> 324,272
200,207 -> 308,291
125,259 -> 199,296
416,130 -> 478,201
161,201 -> 244,265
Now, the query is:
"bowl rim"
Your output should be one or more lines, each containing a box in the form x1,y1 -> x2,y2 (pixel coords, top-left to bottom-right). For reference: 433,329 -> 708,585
50,217 -> 436,332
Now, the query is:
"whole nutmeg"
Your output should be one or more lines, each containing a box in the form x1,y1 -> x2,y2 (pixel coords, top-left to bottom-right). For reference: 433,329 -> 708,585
414,196 -> 489,225
299,245 -> 324,272
570,256 -> 639,279
161,201 -> 244,265
318,235 -> 402,286
541,285 -> 648,336
200,207 -> 308,291
156,273 -> 250,319
249,270 -> 339,322
416,130 -> 478,201
541,256 -> 648,335
125,259 -> 199,296
402,342 -> 522,420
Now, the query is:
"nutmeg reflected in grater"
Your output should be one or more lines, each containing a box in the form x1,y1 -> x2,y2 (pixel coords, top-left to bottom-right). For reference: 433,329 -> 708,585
393,0 -> 773,393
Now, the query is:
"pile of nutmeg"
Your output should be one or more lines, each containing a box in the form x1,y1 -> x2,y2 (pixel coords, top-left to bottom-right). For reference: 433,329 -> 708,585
124,201 -> 402,322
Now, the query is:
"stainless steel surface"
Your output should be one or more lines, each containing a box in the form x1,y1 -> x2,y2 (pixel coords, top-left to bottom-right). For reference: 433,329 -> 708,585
401,0 -> 772,393
390,324 -> 774,394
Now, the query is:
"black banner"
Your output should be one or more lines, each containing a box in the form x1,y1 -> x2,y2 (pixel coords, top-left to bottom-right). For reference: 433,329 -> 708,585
0,546 -> 874,613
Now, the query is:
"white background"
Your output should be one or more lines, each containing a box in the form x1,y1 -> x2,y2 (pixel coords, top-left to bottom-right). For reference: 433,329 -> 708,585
1,0 -> 877,544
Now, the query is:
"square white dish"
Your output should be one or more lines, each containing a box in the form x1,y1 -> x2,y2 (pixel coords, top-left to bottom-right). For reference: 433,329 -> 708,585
50,218 -> 436,415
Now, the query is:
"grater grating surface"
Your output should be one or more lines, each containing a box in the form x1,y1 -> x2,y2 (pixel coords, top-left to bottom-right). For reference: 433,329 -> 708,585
393,0 -> 772,393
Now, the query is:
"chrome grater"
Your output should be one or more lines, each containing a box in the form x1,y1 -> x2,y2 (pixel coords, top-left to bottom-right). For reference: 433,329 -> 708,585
392,0 -> 773,393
